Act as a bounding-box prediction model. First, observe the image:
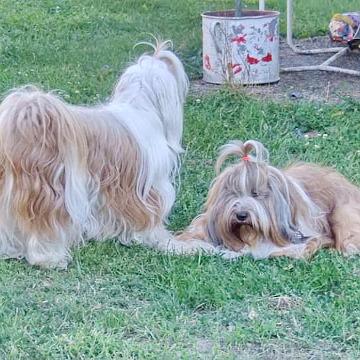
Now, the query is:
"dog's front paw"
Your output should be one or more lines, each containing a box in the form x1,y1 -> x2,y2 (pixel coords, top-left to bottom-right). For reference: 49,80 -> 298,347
178,239 -> 217,255
216,245 -> 250,260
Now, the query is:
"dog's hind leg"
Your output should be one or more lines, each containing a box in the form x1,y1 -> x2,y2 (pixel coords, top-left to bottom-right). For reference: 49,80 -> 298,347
0,231 -> 26,261
0,224 -> 73,268
0,87 -> 89,268
331,202 -> 360,256
26,234 -> 71,269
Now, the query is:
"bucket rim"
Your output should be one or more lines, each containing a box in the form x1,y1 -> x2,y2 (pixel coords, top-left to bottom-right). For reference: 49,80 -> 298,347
202,9 -> 280,20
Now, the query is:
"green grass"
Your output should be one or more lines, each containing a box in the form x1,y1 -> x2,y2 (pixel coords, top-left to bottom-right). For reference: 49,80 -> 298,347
1,93 -> 360,359
0,0 -> 359,83
1,0 -> 360,359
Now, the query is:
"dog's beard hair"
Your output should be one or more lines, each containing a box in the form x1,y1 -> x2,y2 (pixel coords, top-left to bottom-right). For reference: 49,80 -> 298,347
0,40 -> 191,267
204,140 -> 329,251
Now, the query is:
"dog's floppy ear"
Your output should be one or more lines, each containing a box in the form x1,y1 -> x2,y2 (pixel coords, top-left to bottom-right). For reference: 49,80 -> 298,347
215,139 -> 269,174
267,167 -> 313,246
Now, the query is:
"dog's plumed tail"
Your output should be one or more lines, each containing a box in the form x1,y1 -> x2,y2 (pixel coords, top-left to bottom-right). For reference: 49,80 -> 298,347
113,39 -> 188,154
152,40 -> 189,103
215,140 -> 269,174
135,39 -> 189,103
0,86 -> 88,266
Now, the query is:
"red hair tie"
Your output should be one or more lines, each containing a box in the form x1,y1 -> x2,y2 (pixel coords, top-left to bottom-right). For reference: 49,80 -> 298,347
242,155 -> 251,161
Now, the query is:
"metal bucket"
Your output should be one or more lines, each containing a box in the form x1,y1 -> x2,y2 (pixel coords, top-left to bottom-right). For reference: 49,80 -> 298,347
202,10 -> 280,84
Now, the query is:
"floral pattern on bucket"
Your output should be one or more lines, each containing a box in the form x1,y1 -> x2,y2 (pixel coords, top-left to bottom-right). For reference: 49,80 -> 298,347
202,11 -> 280,85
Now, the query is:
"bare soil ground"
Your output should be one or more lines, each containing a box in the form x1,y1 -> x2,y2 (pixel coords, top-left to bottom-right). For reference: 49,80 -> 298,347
191,36 -> 360,103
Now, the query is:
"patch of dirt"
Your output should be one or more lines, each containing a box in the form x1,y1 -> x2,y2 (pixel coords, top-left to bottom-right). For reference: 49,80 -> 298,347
196,339 -> 214,354
230,341 -> 354,360
267,295 -> 302,310
191,36 -> 360,103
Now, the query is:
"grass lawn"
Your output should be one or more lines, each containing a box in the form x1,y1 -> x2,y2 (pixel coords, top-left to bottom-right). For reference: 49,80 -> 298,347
1,0 -> 360,359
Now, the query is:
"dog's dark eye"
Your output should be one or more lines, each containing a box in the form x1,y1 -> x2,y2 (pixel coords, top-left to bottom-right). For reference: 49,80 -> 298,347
251,190 -> 259,198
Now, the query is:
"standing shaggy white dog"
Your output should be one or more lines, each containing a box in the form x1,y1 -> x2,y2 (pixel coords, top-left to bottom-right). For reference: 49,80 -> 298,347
0,40 -> 220,268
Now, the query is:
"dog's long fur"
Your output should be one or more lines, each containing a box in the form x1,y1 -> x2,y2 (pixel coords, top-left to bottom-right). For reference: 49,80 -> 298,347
177,140 -> 360,259
0,40 -> 227,268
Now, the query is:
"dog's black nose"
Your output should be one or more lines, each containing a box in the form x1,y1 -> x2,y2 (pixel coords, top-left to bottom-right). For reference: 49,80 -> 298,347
236,211 -> 249,222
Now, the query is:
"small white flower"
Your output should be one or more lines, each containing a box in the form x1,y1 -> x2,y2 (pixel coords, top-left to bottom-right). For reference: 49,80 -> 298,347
314,144 -> 320,149
322,133 -> 328,138
248,308 -> 258,320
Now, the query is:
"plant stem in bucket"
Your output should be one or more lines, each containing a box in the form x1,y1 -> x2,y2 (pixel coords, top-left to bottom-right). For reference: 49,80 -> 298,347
235,0 -> 242,17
